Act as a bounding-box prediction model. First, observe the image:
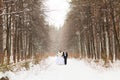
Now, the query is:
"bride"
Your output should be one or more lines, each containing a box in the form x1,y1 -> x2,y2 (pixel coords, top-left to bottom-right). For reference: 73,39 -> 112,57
56,51 -> 64,65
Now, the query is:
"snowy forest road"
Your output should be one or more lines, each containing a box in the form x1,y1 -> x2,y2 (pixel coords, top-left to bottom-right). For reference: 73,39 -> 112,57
2,57 -> 120,80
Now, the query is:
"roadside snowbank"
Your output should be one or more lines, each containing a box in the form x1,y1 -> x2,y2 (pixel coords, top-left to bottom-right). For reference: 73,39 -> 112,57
0,57 -> 120,80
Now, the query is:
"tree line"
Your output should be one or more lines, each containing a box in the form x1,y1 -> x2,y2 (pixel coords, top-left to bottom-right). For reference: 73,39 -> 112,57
0,0 -> 50,65
61,0 -> 120,64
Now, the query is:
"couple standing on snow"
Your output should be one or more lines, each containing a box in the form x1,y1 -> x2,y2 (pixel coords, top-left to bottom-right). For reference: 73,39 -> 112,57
56,50 -> 68,65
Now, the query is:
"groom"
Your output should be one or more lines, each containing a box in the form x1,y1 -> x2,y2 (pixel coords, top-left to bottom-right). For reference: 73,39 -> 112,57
62,51 -> 68,65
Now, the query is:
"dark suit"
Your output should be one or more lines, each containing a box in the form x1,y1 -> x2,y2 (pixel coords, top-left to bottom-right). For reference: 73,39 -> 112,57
62,52 -> 68,65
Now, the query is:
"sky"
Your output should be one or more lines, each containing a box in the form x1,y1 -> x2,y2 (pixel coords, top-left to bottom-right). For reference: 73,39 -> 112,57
45,0 -> 70,28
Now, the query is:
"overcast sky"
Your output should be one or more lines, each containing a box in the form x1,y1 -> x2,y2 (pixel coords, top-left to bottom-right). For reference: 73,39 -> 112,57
45,0 -> 70,28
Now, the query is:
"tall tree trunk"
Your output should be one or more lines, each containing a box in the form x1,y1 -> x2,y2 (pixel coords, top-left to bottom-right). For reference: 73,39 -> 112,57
105,31 -> 109,64
0,0 -> 3,64
5,3 -> 11,65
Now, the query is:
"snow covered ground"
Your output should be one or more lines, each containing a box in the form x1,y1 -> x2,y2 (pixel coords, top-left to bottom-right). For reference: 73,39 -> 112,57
1,57 -> 120,80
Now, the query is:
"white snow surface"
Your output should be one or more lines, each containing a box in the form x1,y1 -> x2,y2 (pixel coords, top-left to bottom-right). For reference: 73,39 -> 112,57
0,57 -> 120,80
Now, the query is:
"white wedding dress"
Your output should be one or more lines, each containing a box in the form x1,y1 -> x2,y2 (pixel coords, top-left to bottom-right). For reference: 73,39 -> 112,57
56,52 -> 64,65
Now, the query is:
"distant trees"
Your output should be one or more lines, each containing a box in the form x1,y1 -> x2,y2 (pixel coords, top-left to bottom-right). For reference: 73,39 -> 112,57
0,0 -> 50,65
61,0 -> 120,64
49,26 -> 59,53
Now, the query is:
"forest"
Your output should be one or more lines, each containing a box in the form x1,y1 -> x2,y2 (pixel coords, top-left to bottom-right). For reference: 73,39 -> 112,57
0,0 -> 50,68
60,0 -> 120,66
0,0 -> 120,71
